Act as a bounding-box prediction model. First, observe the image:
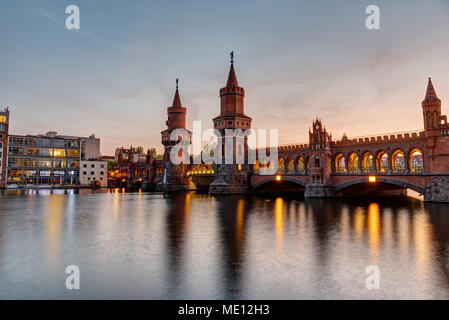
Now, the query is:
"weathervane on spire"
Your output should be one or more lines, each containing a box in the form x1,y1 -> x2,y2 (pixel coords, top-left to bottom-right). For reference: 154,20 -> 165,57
176,78 -> 179,89
230,51 -> 234,64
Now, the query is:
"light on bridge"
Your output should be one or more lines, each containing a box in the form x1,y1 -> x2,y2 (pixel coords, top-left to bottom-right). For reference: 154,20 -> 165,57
275,175 -> 282,181
368,176 -> 377,183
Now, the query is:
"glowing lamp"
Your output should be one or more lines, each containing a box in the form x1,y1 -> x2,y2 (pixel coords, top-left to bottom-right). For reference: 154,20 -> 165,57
368,176 -> 376,183
275,175 -> 282,181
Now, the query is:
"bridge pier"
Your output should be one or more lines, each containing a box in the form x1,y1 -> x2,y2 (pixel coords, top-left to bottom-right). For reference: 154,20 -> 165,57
304,183 -> 335,198
424,176 -> 449,202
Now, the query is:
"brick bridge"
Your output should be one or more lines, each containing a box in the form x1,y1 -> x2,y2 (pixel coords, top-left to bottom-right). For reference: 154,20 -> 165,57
159,54 -> 449,202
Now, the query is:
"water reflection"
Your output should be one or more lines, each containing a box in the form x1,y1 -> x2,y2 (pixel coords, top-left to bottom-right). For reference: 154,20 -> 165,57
0,191 -> 448,299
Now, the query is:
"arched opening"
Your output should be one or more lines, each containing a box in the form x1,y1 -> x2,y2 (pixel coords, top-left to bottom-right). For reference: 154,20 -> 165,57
278,158 -> 285,174
433,111 -> 439,128
361,152 -> 374,173
392,150 -> 406,173
409,149 -> 423,174
335,154 -> 346,173
335,178 -> 424,197
296,157 -> 305,174
376,151 -> 389,173
304,157 -> 309,173
314,156 -> 320,168
348,153 -> 359,173
253,160 -> 260,174
286,159 -> 295,174
252,176 -> 306,193
427,112 -> 433,129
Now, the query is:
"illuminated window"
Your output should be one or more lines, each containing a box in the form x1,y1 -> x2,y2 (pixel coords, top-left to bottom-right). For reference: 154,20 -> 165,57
409,149 -> 423,174
361,152 -> 374,173
50,149 -> 66,157
0,115 -> 7,123
278,158 -> 285,173
296,157 -> 305,173
348,153 -> 359,173
392,150 -> 406,173
335,154 -> 346,173
376,151 -> 389,173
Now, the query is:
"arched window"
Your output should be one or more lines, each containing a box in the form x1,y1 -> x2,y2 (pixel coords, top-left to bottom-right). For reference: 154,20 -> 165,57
335,154 -> 346,173
361,152 -> 374,173
409,149 -> 423,174
286,159 -> 295,173
376,151 -> 389,173
433,111 -> 439,128
392,150 -> 406,173
348,153 -> 359,173
278,158 -> 285,173
296,157 -> 305,173
427,112 -> 433,129
315,156 -> 320,168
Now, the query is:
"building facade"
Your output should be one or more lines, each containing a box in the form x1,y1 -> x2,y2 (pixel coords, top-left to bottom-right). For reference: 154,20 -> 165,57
80,160 -> 108,187
6,131 -> 100,187
110,146 -> 157,189
0,107 -> 9,188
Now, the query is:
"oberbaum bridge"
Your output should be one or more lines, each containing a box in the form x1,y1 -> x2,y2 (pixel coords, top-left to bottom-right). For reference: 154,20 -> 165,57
156,54 -> 449,202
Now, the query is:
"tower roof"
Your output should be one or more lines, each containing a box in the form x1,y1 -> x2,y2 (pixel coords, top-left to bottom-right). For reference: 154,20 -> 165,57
171,78 -> 182,108
424,77 -> 440,101
226,51 -> 239,87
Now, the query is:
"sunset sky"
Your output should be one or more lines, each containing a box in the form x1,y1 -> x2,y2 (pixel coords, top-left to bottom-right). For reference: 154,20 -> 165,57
1,0 -> 449,155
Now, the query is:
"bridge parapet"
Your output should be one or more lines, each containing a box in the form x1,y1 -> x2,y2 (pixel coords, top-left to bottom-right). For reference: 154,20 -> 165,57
332,130 -> 425,147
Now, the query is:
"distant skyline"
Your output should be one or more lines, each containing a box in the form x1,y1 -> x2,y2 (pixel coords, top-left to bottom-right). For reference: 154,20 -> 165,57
1,0 -> 449,155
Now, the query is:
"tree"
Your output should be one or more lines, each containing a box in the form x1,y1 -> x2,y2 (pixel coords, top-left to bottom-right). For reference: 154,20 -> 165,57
134,146 -> 144,154
107,160 -> 117,171
148,147 -> 157,158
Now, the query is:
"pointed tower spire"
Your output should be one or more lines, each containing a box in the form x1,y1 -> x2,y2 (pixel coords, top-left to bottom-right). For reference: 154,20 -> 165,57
424,77 -> 440,101
172,78 -> 182,107
226,51 -> 239,87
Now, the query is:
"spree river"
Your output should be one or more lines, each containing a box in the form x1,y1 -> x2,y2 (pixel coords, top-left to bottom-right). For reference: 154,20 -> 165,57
0,189 -> 449,299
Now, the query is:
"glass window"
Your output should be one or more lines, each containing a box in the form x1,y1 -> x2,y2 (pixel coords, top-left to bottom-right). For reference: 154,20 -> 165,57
51,149 -> 66,157
68,149 -> 80,157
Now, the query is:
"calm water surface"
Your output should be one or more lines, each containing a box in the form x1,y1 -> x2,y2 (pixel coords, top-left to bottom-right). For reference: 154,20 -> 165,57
1,189 -> 449,299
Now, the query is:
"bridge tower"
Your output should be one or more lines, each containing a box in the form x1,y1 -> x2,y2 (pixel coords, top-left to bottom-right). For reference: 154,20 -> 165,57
422,78 -> 444,133
209,52 -> 253,194
160,79 -> 190,191
304,118 -> 334,198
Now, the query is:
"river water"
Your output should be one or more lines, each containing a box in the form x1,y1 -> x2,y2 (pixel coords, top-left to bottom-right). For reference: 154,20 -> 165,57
0,189 -> 448,299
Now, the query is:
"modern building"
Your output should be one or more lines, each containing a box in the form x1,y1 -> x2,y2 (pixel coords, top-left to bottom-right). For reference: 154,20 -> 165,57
0,107 -> 9,188
80,160 -> 108,187
6,131 -> 101,187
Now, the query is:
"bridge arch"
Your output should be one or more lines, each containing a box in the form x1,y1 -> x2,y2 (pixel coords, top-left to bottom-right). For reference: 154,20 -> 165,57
391,149 -> 407,173
334,152 -> 347,173
375,149 -> 390,173
347,152 -> 360,173
252,176 -> 307,190
286,157 -> 295,173
278,157 -> 286,173
407,148 -> 424,174
334,177 -> 425,195
361,151 -> 374,173
295,156 -> 305,174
